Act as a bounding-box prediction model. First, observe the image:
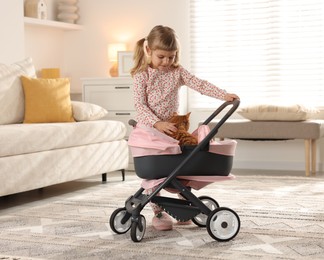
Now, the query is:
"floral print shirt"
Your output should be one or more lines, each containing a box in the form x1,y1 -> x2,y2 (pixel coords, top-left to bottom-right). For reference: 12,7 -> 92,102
133,66 -> 227,127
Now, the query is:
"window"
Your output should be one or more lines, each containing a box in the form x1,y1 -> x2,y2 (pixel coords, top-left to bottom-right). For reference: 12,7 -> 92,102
189,0 -> 324,109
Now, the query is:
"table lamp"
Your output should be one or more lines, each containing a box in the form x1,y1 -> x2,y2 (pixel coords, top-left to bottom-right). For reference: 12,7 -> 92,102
108,43 -> 126,77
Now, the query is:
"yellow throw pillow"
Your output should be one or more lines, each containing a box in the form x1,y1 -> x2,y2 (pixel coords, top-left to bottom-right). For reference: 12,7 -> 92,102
21,76 -> 75,123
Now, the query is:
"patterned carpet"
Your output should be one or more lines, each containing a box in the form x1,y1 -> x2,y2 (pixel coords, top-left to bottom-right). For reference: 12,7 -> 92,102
0,174 -> 324,260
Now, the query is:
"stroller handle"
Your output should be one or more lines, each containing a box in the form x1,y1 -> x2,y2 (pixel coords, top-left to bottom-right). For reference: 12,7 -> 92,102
128,119 -> 137,127
202,99 -> 240,126
198,99 -> 240,150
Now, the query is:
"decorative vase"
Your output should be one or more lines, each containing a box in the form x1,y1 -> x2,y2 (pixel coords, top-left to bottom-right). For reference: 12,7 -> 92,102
57,0 -> 79,24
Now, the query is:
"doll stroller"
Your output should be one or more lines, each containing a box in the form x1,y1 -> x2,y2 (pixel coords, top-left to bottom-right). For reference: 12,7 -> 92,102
109,100 -> 240,242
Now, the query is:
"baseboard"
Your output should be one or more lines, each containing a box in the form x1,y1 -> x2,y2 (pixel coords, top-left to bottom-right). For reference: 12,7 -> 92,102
233,160 -> 323,172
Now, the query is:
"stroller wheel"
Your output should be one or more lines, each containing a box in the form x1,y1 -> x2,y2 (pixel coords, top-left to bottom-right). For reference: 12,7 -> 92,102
206,207 -> 240,242
109,207 -> 131,234
130,214 -> 146,242
192,196 -> 219,227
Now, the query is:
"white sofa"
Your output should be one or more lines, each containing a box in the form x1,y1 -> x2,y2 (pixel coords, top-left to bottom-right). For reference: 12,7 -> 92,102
0,58 -> 129,197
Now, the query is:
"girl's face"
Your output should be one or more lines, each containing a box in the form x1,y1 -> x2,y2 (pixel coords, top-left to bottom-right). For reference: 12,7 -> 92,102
148,49 -> 177,71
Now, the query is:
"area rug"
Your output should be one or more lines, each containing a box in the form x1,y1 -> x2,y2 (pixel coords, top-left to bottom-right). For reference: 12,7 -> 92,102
0,174 -> 323,260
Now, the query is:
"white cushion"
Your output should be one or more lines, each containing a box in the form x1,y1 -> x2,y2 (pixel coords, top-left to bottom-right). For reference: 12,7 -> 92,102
237,104 -> 320,121
0,120 -> 126,157
0,57 -> 36,124
71,101 -> 108,121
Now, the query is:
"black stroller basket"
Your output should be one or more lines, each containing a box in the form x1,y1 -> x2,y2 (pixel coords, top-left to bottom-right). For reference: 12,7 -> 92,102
110,99 -> 241,243
133,100 -> 240,179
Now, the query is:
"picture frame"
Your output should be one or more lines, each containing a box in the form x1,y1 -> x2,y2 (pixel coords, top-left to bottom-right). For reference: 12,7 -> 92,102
118,51 -> 134,77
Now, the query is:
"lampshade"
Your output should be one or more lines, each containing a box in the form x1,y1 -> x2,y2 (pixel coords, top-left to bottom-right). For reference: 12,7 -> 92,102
107,43 -> 127,62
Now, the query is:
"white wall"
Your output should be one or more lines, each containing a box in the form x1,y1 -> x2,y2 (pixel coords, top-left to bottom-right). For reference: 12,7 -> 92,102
22,0 -> 189,93
24,25 -> 66,75
0,0 -> 24,63
63,0 -> 190,93
0,0 -> 63,67
24,0 -> 73,77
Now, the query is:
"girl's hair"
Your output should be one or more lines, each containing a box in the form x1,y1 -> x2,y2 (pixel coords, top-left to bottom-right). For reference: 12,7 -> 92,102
130,25 -> 180,76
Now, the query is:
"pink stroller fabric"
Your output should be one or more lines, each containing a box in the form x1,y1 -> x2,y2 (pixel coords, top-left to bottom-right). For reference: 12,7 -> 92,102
193,124 -> 237,156
141,174 -> 236,191
128,124 -> 237,157
128,124 -> 181,157
128,124 -> 237,191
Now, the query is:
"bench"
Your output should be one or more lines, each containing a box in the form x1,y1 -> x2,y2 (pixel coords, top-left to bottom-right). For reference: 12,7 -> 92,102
205,119 -> 324,176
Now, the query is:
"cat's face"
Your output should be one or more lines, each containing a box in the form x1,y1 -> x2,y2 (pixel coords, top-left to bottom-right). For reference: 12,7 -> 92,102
168,112 -> 191,131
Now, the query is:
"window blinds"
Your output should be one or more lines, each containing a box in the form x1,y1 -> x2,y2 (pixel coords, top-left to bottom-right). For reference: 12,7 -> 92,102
189,0 -> 324,109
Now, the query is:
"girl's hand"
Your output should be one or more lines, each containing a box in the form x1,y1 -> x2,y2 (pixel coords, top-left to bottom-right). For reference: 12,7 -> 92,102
154,121 -> 177,134
224,93 -> 240,101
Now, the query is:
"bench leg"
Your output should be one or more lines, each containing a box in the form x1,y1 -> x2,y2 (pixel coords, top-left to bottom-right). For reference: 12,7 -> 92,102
305,139 -> 311,177
304,139 -> 317,177
311,139 -> 316,176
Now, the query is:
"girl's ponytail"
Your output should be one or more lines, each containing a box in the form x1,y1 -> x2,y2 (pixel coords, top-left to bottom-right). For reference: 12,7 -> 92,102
130,38 -> 147,76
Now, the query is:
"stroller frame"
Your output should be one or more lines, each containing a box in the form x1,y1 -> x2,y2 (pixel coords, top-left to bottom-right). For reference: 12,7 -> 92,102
110,100 -> 241,242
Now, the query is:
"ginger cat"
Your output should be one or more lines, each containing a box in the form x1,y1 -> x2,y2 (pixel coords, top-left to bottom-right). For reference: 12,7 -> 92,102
167,112 -> 198,146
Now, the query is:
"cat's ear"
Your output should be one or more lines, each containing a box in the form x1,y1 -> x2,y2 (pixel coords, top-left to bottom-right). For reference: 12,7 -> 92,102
173,112 -> 178,116
186,112 -> 191,117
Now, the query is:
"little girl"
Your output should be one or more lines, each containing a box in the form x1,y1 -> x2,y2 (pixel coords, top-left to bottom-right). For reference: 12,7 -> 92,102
130,25 -> 239,231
